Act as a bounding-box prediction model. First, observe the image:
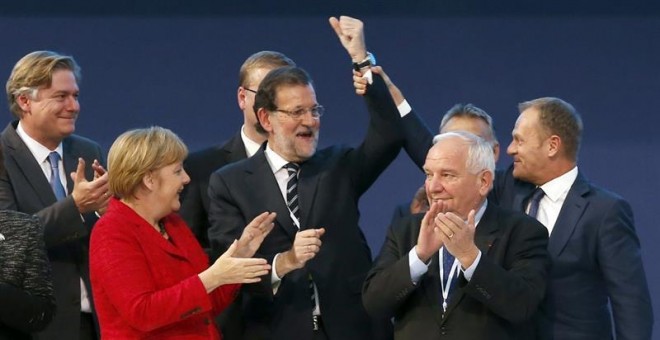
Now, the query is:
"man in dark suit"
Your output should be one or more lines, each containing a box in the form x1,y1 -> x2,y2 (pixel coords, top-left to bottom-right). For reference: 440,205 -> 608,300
394,92 -> 654,338
180,51 -> 295,252
207,19 -> 401,337
364,131 -> 549,339
0,51 -> 109,340
491,98 -> 654,339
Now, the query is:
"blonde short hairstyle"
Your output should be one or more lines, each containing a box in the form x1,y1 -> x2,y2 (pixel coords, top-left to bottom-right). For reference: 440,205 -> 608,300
6,51 -> 81,119
108,126 -> 188,198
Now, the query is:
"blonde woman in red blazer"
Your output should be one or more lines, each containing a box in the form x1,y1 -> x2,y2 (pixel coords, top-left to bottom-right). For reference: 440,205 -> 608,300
90,127 -> 275,339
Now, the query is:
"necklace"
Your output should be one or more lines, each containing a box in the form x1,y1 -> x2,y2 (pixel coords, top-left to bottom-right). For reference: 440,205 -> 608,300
157,221 -> 167,237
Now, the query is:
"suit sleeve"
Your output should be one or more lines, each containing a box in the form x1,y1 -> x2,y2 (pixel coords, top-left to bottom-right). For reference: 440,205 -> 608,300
401,108 -> 434,171
349,74 -> 405,196
460,217 -> 549,323
362,218 -> 419,319
90,223 -> 215,332
597,198 -> 653,340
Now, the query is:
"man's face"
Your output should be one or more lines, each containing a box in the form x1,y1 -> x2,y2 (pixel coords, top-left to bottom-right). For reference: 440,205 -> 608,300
19,69 -> 79,149
423,137 -> 490,219
507,108 -> 549,185
263,84 -> 320,163
442,116 -> 500,162
239,67 -> 273,131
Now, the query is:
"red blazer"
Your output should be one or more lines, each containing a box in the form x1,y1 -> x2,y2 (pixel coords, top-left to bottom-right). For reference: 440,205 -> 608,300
90,198 -> 239,339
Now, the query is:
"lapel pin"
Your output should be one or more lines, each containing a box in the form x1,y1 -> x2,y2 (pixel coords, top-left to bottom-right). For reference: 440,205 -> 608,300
0,233 -> 5,241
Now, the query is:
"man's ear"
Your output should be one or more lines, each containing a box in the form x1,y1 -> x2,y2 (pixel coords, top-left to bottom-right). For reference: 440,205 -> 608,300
257,108 -> 273,133
479,169 -> 494,197
16,93 -> 31,113
547,135 -> 561,158
237,87 -> 248,111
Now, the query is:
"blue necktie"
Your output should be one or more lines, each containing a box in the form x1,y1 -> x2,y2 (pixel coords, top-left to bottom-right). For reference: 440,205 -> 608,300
527,187 -> 545,219
48,152 -> 66,200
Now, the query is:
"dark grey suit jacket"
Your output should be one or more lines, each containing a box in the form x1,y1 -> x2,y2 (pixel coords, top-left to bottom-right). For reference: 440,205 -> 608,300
0,121 -> 103,340
363,203 -> 549,340
207,74 -> 401,340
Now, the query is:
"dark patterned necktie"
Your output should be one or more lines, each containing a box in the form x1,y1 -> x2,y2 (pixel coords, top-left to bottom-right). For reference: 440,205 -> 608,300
284,162 -> 300,222
47,152 -> 66,200
527,187 -> 545,219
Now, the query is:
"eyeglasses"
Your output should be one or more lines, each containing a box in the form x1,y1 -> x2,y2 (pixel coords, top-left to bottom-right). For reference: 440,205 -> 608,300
274,105 -> 325,119
243,87 -> 257,94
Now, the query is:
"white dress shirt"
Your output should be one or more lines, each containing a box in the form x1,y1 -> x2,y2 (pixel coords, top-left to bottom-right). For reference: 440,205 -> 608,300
527,166 -> 578,235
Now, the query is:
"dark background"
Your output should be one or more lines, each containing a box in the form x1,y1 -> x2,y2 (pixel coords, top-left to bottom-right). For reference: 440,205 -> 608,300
2,1 -> 659,334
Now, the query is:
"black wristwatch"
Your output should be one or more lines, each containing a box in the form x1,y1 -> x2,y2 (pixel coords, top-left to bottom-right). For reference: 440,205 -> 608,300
352,52 -> 376,71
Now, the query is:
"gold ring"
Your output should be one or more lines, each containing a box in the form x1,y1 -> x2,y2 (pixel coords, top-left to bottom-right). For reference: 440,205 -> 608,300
449,233 -> 454,239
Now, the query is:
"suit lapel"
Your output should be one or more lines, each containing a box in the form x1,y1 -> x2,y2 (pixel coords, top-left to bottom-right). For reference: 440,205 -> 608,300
548,173 -> 590,257
223,132 -> 249,164
2,122 -> 57,205
297,156 -> 323,230
248,152 -> 298,239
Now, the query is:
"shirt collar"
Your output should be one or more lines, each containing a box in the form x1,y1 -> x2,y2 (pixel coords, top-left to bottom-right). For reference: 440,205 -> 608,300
240,125 -> 262,158
264,143 -> 290,174
539,166 -> 579,202
474,199 -> 488,227
16,121 -> 63,162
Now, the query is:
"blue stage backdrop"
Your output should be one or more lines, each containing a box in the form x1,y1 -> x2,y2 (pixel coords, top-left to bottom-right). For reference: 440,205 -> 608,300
1,14 -> 658,331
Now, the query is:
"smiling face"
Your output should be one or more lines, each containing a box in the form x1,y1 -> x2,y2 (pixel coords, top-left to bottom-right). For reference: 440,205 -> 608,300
150,161 -> 190,215
507,108 -> 550,185
18,69 -> 79,149
423,136 -> 491,219
260,84 -> 320,162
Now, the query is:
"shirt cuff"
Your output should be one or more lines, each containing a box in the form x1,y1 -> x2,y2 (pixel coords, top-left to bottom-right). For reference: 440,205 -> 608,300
408,247 -> 430,284
398,100 -> 412,117
271,253 -> 283,294
461,250 -> 482,281
362,69 -> 373,85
